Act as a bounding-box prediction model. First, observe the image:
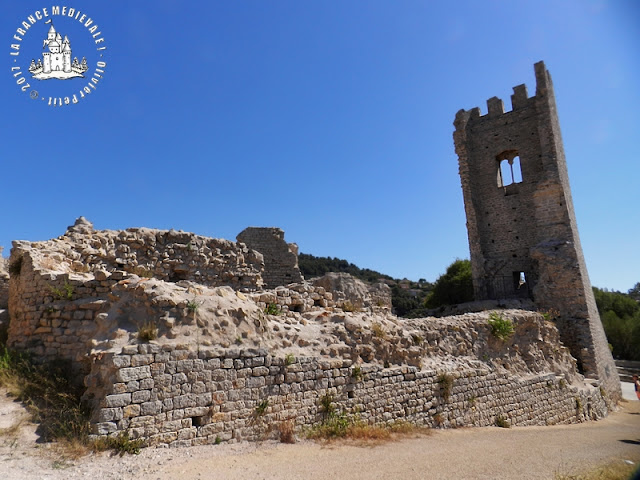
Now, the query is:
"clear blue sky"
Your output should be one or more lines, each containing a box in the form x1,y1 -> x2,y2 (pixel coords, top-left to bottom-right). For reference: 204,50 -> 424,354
1,1 -> 638,292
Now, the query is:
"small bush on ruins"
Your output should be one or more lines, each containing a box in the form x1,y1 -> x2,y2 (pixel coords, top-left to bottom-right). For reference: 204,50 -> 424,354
488,312 -> 515,341
319,393 -> 336,418
186,298 -> 199,314
137,321 -> 158,342
49,281 -> 74,300
351,365 -> 363,381
264,303 -> 280,315
255,399 -> 269,416
437,373 -> 454,402
284,353 -> 296,365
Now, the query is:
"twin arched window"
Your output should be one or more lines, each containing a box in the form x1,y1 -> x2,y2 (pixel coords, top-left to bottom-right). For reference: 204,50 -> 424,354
496,151 -> 522,187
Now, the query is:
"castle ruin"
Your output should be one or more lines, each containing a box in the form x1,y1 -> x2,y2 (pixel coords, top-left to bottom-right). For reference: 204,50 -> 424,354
453,61 -> 620,399
0,61 -> 621,448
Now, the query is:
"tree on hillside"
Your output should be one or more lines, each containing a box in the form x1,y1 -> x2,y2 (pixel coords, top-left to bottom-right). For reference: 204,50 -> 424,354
593,286 -> 640,360
424,259 -> 474,308
628,282 -> 640,302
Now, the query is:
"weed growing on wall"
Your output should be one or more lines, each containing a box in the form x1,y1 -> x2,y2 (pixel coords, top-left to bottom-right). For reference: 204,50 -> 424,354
255,399 -> 269,416
264,303 -> 280,315
488,312 -> 515,340
284,353 -> 296,366
437,373 -> 454,401
49,281 -> 74,300
186,299 -> 199,314
137,322 -> 158,342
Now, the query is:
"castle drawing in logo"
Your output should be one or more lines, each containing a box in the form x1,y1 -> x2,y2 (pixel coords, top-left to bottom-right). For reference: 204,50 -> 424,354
28,20 -> 88,80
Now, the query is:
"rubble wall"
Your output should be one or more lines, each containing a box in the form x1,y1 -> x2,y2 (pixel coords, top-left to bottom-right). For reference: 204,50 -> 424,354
237,227 -> 303,288
85,344 -> 608,448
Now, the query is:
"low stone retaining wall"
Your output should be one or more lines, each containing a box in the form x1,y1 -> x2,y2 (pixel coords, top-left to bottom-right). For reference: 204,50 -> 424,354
85,344 -> 608,448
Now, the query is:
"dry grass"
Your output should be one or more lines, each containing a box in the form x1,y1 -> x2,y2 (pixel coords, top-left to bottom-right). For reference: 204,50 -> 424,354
307,414 -> 430,445
371,322 -> 386,339
0,344 -> 142,457
137,321 -> 158,342
555,459 -> 639,480
278,420 -> 296,444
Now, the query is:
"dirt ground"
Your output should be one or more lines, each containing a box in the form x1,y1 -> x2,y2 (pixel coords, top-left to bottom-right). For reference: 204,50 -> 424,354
1,386 -> 639,480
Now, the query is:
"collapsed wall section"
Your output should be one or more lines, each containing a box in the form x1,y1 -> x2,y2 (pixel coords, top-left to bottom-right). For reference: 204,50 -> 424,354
237,227 -> 303,288
453,62 -> 620,400
85,344 -> 608,447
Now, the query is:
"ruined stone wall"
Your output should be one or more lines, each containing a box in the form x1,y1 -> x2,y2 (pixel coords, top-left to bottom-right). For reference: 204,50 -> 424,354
59,218 -> 264,290
7,219 -> 264,366
453,62 -> 620,399
85,344 -> 608,447
237,227 -> 303,288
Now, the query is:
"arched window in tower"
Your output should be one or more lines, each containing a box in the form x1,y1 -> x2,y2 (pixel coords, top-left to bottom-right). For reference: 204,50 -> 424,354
496,151 -> 523,187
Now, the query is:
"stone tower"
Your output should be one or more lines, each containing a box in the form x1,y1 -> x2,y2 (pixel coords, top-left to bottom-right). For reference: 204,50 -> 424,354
453,61 -> 620,399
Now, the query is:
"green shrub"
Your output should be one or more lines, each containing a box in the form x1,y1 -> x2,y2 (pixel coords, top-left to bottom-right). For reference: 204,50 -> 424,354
424,259 -> 473,308
488,312 -> 515,340
255,399 -> 269,416
264,303 -> 280,315
49,281 -> 74,300
319,394 -> 335,418
186,299 -> 199,313
284,353 -> 295,366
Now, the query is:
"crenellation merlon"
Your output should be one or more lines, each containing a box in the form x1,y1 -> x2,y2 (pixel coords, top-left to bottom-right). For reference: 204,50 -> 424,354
486,96 -> 504,116
511,84 -> 529,109
534,60 -> 551,96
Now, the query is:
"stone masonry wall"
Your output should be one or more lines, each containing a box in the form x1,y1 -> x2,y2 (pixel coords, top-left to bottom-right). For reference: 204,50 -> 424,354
85,344 -> 608,447
453,62 -> 620,400
237,227 -> 303,289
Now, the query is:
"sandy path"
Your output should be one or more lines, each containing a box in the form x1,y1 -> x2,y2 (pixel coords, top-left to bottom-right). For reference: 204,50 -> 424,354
1,391 -> 639,480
